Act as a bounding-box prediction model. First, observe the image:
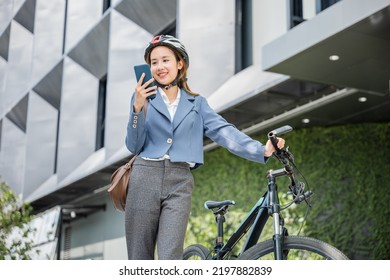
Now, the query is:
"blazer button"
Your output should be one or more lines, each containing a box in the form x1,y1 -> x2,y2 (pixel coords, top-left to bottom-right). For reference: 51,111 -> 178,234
167,138 -> 173,144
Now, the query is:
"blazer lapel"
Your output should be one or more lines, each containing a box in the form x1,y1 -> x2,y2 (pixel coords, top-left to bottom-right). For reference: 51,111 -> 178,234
149,91 -> 171,121
173,90 -> 195,131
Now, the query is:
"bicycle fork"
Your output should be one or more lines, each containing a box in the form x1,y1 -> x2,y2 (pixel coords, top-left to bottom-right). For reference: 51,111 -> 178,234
267,168 -> 287,260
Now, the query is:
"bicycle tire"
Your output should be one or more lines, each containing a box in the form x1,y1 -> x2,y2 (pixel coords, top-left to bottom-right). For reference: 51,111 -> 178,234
237,236 -> 349,260
183,244 -> 210,260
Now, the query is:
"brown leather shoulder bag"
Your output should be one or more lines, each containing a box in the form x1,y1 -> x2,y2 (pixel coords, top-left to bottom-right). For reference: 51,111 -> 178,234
107,101 -> 148,212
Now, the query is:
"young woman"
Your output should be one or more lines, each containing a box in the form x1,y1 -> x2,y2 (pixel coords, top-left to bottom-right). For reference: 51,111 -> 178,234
125,35 -> 285,260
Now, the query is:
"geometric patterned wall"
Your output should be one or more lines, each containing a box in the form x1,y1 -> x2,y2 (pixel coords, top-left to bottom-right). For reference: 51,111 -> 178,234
0,0 -> 178,202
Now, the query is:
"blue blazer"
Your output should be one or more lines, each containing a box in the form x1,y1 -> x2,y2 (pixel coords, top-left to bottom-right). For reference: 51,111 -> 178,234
125,89 -> 268,168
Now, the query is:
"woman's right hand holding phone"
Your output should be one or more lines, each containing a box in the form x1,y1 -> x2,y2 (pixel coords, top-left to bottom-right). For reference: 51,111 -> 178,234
133,73 -> 157,113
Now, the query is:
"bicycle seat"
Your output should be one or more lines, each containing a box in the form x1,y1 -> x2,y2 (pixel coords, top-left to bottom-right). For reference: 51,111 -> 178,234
204,200 -> 236,210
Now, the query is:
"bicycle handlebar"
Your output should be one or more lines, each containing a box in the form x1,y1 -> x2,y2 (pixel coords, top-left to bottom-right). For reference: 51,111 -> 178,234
267,125 -> 313,206
268,125 -> 293,138
268,125 -> 293,153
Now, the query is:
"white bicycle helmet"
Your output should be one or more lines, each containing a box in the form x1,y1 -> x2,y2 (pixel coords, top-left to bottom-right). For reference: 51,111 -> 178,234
144,35 -> 189,67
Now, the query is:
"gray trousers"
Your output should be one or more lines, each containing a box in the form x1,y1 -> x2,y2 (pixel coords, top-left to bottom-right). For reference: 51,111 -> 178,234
125,158 -> 194,260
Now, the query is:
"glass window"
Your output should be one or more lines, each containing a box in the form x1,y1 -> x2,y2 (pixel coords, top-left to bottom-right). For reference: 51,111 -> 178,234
235,0 -> 253,72
96,75 -> 107,151
290,0 -> 305,28
103,0 -> 111,14
318,0 -> 341,12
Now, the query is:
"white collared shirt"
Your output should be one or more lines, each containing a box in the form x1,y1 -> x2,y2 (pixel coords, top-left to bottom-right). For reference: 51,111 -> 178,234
159,87 -> 180,121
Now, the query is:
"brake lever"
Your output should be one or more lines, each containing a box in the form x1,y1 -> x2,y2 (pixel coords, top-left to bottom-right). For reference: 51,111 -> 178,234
284,147 -> 295,164
272,147 -> 289,165
288,182 -> 313,206
299,191 -> 314,207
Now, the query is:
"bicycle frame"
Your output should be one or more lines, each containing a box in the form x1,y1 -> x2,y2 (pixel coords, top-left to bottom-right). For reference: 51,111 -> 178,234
211,167 -> 290,260
211,194 -> 267,259
209,125 -> 301,260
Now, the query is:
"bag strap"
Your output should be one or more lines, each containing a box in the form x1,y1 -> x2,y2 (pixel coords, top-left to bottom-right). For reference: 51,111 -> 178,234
107,153 -> 139,191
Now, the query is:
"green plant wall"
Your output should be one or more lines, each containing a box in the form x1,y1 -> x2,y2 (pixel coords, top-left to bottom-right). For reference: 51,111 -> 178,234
185,122 -> 390,259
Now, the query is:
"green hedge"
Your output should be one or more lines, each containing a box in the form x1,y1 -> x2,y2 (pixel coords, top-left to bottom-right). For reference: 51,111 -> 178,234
185,122 -> 390,259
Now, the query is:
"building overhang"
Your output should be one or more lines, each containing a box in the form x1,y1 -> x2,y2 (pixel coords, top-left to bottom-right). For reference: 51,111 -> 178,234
262,0 -> 390,96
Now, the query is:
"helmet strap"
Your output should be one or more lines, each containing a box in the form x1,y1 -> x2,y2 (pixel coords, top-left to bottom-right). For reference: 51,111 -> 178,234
155,73 -> 181,90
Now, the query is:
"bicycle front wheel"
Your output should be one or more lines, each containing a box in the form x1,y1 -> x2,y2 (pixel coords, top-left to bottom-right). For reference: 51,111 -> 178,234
238,236 -> 349,260
183,244 -> 210,260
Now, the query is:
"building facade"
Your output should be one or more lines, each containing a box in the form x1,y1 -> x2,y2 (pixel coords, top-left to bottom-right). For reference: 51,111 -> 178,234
0,0 -> 389,259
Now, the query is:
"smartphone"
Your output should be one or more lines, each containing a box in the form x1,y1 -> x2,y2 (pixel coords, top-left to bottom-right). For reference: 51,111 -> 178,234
134,64 -> 156,100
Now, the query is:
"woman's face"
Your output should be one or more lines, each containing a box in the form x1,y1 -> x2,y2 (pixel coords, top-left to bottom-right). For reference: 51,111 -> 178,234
150,46 -> 183,86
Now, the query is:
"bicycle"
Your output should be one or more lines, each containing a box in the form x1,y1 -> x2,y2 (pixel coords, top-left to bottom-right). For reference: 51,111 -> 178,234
183,125 -> 348,260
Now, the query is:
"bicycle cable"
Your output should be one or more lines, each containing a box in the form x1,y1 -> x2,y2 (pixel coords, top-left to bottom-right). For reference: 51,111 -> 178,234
289,155 -> 312,235
297,202 -> 311,236
289,156 -> 312,206
277,147 -> 313,235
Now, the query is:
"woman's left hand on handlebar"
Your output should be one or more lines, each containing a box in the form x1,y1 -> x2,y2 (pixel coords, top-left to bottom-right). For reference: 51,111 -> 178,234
264,137 -> 285,157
